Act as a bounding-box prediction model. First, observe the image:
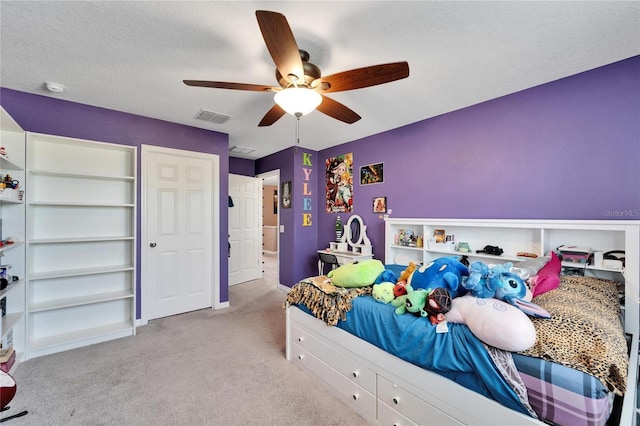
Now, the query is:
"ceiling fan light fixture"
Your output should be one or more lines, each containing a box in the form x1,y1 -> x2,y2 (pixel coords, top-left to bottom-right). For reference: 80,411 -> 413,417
274,88 -> 322,117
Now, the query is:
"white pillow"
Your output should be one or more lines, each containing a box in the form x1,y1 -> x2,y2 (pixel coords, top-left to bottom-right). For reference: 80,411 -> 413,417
445,295 -> 536,352
511,255 -> 550,280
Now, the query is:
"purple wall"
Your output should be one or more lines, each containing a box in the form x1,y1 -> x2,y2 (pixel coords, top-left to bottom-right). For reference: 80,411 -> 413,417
256,147 -> 319,286
229,157 -> 255,176
0,88 -> 231,317
2,56 -> 637,292
317,56 -> 640,268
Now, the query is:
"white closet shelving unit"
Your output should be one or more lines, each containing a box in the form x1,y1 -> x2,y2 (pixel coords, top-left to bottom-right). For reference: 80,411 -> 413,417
0,107 -> 26,371
26,132 -> 137,359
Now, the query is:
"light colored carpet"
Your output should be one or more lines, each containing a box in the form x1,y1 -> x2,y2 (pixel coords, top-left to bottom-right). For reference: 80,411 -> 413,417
4,254 -> 368,425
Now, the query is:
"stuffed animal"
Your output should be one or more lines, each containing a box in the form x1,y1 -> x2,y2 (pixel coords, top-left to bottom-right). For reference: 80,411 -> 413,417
374,268 -> 397,285
445,295 -> 536,351
398,262 -> 418,284
393,285 -> 429,316
393,262 -> 418,297
372,282 -> 396,304
393,282 -> 408,298
328,259 -> 385,288
464,261 -> 493,297
462,261 -> 551,318
392,285 -> 451,325
391,294 -> 409,314
424,287 -> 452,325
407,257 -> 469,298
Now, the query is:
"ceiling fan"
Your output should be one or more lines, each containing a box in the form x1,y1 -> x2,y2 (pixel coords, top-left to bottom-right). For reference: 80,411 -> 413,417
184,10 -> 410,127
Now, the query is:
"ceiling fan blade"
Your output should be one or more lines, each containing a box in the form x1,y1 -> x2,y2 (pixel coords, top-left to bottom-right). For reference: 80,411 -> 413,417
183,80 -> 275,92
255,10 -> 304,85
312,62 -> 409,93
316,95 -> 361,124
258,104 -> 286,127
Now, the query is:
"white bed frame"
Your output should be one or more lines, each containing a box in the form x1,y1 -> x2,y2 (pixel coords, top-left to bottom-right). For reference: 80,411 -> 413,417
286,219 -> 640,425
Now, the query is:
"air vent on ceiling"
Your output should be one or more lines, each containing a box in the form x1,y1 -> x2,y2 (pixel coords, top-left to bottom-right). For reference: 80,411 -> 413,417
194,109 -> 230,124
229,145 -> 256,154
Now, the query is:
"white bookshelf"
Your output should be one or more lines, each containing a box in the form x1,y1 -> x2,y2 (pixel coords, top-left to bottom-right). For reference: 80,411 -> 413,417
0,107 -> 26,372
26,132 -> 137,358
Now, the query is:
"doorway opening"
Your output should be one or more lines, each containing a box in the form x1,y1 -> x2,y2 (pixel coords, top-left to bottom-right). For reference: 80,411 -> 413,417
258,170 -> 280,287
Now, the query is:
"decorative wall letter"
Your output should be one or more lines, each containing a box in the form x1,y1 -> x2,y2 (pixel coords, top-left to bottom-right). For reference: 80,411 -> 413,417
302,152 -> 313,227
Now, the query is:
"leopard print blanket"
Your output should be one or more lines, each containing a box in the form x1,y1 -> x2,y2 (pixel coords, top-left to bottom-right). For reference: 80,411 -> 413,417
520,276 -> 628,395
284,276 -> 372,326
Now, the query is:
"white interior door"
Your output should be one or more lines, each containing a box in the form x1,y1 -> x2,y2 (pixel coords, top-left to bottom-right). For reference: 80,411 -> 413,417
143,145 -> 217,320
229,174 -> 262,285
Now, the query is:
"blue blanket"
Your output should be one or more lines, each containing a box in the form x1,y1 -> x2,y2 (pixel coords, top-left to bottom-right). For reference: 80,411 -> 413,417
334,295 -> 531,416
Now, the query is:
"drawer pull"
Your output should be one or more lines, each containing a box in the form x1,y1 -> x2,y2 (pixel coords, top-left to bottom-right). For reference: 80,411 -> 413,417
393,397 -> 400,405
298,336 -> 304,342
352,371 -> 359,378
298,354 -> 304,360
352,393 -> 359,401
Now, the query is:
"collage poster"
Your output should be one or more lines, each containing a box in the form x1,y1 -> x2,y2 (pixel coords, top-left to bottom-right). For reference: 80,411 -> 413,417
325,153 -> 353,213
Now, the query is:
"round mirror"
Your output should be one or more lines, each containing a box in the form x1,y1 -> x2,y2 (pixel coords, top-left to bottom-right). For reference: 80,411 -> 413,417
345,215 -> 364,247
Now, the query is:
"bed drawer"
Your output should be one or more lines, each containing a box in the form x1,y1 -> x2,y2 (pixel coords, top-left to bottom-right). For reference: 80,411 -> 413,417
291,324 -> 376,394
377,400 -> 417,426
291,343 -> 376,416
377,375 -> 464,426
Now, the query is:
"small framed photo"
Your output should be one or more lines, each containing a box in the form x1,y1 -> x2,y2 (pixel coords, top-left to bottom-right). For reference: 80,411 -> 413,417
373,196 -> 387,213
434,229 -> 446,243
281,181 -> 292,209
360,163 -> 384,185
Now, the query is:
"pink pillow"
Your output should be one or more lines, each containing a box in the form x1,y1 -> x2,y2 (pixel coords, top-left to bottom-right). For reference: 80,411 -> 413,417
530,251 -> 561,297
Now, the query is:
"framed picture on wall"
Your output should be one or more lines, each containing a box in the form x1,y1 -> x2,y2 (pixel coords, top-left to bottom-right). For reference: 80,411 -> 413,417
281,181 -> 292,209
326,153 -> 353,213
360,162 -> 384,185
373,196 -> 387,213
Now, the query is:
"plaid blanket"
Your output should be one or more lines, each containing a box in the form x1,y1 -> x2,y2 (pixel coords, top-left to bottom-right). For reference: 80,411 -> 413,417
285,276 -> 371,326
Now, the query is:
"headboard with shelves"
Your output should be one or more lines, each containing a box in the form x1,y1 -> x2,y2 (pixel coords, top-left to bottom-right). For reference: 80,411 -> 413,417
385,218 -> 640,335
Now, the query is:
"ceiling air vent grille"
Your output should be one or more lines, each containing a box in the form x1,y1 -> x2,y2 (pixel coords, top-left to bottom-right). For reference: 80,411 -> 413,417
194,109 -> 230,124
229,145 -> 256,155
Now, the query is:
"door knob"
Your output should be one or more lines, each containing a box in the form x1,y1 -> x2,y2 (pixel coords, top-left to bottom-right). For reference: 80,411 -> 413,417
150,242 -> 157,248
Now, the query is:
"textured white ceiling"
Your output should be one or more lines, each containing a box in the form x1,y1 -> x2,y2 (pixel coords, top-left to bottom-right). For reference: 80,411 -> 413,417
1,1 -> 638,160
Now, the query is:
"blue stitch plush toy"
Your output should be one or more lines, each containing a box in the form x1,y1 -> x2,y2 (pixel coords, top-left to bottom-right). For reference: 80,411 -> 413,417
463,261 -> 551,318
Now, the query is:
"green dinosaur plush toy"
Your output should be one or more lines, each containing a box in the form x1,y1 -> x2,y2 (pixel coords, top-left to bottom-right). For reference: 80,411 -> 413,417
328,259 -> 385,288
392,284 -> 429,316
392,294 -> 409,315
